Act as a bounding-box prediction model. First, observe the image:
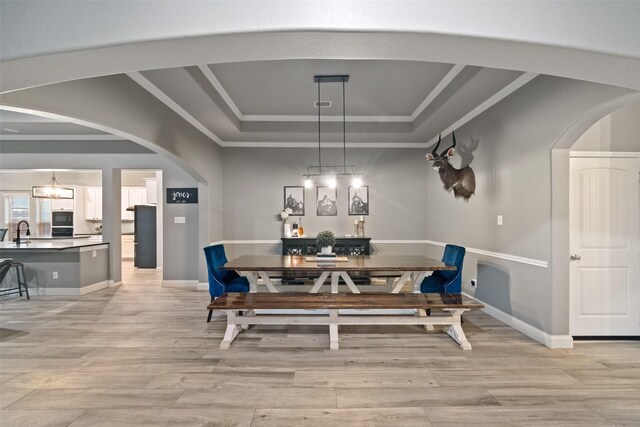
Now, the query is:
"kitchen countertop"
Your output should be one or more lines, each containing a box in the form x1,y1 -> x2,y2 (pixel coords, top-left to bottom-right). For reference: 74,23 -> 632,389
0,237 -> 107,251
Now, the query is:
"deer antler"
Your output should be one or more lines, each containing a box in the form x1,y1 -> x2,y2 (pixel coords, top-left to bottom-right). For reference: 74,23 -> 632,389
432,134 -> 442,155
441,131 -> 457,155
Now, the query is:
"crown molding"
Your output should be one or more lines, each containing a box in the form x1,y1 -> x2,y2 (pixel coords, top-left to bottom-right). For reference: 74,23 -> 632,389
127,71 -> 224,145
220,141 -> 428,148
425,72 -> 538,145
0,134 -> 123,140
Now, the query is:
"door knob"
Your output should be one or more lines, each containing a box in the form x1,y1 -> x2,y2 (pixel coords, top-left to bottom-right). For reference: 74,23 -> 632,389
570,254 -> 582,261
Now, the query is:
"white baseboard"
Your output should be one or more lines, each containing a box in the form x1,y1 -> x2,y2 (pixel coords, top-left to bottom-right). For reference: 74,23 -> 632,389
464,292 -> 573,349
197,282 -> 209,291
38,280 -> 111,296
109,280 -> 121,287
162,280 -> 198,290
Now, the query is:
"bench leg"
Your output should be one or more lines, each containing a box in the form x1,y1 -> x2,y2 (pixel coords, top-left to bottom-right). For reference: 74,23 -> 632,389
240,309 -> 254,330
220,311 -> 242,349
329,309 -> 339,350
310,271 -> 330,293
444,309 -> 472,350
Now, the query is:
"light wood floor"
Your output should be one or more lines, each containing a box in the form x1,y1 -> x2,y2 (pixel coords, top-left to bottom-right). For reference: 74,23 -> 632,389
1,271 -> 639,426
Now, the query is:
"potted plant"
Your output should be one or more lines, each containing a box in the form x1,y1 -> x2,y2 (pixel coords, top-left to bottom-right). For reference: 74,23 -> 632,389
279,207 -> 293,237
316,230 -> 336,255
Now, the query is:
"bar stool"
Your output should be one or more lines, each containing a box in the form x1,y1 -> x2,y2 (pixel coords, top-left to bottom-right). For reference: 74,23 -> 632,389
0,258 -> 30,299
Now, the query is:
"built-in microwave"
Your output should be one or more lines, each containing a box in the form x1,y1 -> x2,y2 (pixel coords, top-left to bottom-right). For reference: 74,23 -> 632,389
52,211 -> 74,227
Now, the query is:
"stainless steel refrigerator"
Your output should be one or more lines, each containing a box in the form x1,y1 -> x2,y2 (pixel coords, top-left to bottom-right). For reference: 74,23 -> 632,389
134,205 -> 157,268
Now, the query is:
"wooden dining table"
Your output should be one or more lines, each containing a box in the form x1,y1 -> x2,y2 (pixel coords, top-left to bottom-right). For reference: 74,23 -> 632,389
224,255 -> 455,294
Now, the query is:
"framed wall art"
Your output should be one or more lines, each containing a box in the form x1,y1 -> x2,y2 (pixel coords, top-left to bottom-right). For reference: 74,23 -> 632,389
348,186 -> 369,215
284,186 -> 305,215
316,186 -> 337,216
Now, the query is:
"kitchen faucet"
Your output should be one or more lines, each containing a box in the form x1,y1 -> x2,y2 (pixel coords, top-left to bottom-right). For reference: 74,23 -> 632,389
14,220 -> 31,245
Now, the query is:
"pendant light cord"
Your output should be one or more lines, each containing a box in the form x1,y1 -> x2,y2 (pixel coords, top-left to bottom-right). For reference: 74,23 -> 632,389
317,79 -> 322,173
343,77 -> 346,174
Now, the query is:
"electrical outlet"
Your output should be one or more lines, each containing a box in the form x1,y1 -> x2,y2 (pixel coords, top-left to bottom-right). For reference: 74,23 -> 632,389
92,250 -> 97,258
174,216 -> 186,224
497,215 -> 503,226
53,271 -> 59,279
471,279 -> 477,288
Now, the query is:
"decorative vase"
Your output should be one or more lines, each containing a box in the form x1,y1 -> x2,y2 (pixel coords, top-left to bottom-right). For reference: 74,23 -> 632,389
320,245 -> 332,255
284,223 -> 291,238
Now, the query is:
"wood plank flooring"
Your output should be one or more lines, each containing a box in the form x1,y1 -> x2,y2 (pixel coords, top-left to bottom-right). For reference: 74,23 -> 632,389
1,264 -> 639,426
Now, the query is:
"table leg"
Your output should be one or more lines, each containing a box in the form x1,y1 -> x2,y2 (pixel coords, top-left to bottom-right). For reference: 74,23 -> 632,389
258,271 -> 279,293
329,309 -> 339,350
339,271 -> 361,294
330,272 -> 340,294
220,310 -> 243,349
411,271 -> 427,293
310,271 -> 331,293
416,308 -> 434,331
244,272 -> 258,293
391,271 -> 412,293
444,309 -> 472,350
385,277 -> 394,292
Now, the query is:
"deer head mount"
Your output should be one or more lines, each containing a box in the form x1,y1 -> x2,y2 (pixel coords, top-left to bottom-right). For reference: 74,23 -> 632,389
426,132 -> 476,200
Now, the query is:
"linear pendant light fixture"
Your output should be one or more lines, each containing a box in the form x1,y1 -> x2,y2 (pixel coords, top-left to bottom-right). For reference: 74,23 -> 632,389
32,171 -> 75,199
304,74 -> 362,189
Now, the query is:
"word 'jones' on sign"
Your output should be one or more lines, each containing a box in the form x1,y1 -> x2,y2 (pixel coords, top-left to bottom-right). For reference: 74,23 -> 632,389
167,188 -> 198,204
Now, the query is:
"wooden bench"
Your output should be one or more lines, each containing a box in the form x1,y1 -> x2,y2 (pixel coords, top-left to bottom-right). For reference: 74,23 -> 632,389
208,292 -> 484,350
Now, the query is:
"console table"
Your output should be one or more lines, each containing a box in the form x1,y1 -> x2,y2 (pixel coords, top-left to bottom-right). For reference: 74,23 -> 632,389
281,237 -> 371,256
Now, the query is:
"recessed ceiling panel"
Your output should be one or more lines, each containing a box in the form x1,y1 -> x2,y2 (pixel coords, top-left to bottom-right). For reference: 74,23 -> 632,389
209,59 -> 454,116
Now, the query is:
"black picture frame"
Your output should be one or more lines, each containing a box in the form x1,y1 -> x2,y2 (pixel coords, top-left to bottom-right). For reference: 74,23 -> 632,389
316,186 -> 337,216
348,186 -> 369,215
284,186 -> 305,215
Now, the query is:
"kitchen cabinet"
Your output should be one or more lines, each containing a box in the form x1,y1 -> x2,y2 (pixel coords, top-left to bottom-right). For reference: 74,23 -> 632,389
121,187 -> 146,220
85,187 -> 102,220
144,178 -> 157,204
121,234 -> 135,260
51,196 -> 74,211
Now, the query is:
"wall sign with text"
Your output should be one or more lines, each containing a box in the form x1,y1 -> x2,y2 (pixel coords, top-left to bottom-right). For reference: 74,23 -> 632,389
167,188 -> 198,204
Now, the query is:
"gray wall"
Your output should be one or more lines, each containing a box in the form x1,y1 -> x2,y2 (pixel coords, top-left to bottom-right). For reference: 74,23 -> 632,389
221,147 -> 429,240
0,141 -> 200,282
572,101 -> 640,151
424,76 -> 631,335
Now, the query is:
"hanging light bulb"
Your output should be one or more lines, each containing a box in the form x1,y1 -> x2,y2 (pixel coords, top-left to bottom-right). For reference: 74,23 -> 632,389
304,177 -> 313,188
351,176 -> 362,188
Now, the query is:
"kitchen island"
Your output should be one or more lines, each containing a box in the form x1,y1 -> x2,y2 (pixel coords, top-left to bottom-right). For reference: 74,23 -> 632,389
0,237 -> 111,295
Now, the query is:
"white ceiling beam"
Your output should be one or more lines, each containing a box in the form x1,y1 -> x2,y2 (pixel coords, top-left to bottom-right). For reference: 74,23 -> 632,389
198,65 -> 244,120
126,71 -> 223,145
425,72 -> 539,145
0,134 -> 123,140
409,64 -> 465,121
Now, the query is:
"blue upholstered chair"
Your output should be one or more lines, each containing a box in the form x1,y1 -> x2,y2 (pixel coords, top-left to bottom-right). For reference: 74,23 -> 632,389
421,244 -> 466,294
204,244 -> 250,322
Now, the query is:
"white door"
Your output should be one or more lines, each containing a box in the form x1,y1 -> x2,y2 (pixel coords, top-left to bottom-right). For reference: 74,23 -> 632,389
570,156 -> 640,336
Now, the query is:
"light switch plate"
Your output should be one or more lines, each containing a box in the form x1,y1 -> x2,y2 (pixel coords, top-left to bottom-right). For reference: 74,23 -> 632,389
497,215 -> 503,226
53,271 -> 58,279
92,250 -> 97,257
174,216 -> 186,224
